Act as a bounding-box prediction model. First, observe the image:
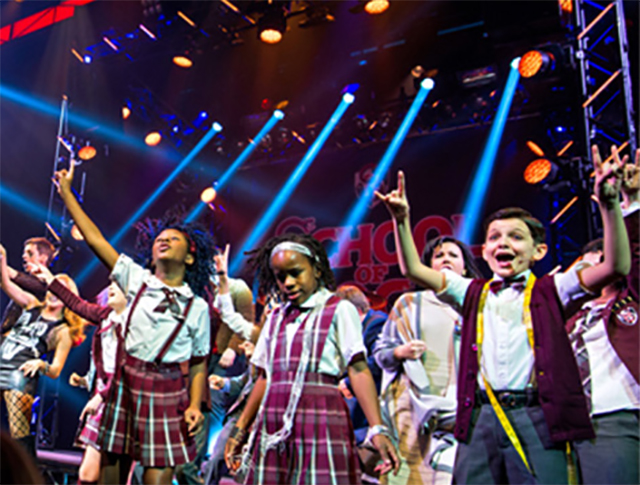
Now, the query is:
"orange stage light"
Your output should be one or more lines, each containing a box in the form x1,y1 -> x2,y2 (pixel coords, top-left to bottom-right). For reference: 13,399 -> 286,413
145,131 -> 162,146
364,0 -> 389,15
200,187 -> 217,204
524,158 -> 553,184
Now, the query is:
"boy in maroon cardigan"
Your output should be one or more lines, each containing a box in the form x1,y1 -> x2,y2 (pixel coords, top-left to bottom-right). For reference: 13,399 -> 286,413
376,145 -> 631,484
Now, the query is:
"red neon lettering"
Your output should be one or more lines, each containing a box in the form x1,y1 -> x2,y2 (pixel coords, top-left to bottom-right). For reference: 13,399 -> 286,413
413,216 -> 454,256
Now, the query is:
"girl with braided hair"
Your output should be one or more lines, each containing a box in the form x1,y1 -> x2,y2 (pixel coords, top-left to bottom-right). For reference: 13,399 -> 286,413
53,160 -> 214,485
224,233 -> 399,484
0,244 -> 85,458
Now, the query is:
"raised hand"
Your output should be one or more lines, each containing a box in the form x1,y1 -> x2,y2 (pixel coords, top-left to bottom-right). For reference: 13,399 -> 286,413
52,157 -> 76,196
393,339 -> 427,361
374,171 -> 410,221
621,148 -> 640,207
213,243 -> 230,276
27,263 -> 55,285
593,145 -> 626,206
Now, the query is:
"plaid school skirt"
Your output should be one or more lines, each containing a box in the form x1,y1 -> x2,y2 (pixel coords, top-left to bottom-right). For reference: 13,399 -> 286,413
247,372 -> 362,485
75,374 -> 112,450
98,354 -> 195,468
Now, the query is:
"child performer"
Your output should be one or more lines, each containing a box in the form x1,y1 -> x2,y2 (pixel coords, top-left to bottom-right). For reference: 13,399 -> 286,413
0,244 -> 84,457
53,160 -> 214,485
224,233 -> 399,484
565,148 -> 640,485
375,144 -> 630,484
374,236 -> 481,485
32,263 -> 127,485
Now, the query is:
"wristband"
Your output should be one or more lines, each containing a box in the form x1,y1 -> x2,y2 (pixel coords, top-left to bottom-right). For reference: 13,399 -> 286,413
230,425 -> 248,443
40,362 -> 51,376
364,424 -> 392,447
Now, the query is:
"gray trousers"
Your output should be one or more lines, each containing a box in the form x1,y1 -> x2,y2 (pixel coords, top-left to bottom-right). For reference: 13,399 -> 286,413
574,410 -> 639,485
453,404 -> 569,484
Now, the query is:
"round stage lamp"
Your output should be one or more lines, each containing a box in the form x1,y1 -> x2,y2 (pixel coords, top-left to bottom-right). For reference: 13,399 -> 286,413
365,0 -> 389,15
70,224 -> 84,241
78,144 -> 97,161
524,158 -> 555,185
145,131 -> 162,146
122,106 -> 131,119
518,50 -> 555,78
201,187 -> 217,204
173,55 -> 193,68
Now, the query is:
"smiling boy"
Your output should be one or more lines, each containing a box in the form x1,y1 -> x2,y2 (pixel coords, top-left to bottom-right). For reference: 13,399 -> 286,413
376,145 -> 630,484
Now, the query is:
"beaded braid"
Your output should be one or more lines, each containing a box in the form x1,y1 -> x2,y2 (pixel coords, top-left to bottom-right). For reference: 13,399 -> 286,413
134,215 -> 215,298
247,233 -> 336,298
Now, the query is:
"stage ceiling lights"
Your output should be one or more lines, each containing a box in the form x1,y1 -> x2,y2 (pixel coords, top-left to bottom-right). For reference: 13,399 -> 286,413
145,131 -> 162,146
78,142 -> 97,161
173,53 -> 193,68
200,187 -> 217,204
258,4 -> 286,44
524,158 -> 558,185
518,44 -> 568,79
364,0 -> 390,15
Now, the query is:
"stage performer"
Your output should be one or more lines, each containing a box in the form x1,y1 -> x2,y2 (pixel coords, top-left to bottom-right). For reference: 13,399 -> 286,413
52,159 -> 214,485
0,244 -> 84,458
375,144 -> 630,484
374,235 -> 481,485
224,233 -> 399,485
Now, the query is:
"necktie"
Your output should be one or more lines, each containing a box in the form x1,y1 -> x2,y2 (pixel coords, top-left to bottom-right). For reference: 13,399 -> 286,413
571,305 -> 606,412
489,275 -> 526,294
153,288 -> 183,319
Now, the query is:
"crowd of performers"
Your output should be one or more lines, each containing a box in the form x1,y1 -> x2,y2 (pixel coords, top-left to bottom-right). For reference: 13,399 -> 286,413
0,143 -> 638,485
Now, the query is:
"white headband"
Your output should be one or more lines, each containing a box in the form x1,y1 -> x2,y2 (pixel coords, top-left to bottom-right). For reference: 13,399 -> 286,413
270,241 -> 314,260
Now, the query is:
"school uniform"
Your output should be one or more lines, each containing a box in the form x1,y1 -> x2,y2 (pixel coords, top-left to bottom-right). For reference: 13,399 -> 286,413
47,278 -> 122,450
565,206 -> 639,484
98,254 -> 210,468
245,287 -> 365,485
438,267 -> 594,484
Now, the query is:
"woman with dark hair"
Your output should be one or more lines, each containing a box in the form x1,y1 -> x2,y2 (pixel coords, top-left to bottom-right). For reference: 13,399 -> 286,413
53,160 -> 214,485
224,233 -> 399,484
374,236 -> 481,485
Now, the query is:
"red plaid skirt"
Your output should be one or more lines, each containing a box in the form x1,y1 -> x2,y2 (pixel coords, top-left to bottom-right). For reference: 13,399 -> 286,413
247,372 -> 362,485
98,354 -> 194,467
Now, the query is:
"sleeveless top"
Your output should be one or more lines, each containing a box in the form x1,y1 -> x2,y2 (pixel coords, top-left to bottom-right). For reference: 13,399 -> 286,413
0,307 -> 65,394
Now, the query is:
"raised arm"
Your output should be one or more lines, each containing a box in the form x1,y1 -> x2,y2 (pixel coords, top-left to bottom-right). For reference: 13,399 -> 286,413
53,160 -> 119,270
621,149 -> 640,210
580,145 -> 631,291
0,245 -> 38,309
375,171 -> 445,291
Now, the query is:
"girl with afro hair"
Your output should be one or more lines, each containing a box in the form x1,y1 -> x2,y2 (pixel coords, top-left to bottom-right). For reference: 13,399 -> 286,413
224,233 -> 399,484
53,160 -> 214,485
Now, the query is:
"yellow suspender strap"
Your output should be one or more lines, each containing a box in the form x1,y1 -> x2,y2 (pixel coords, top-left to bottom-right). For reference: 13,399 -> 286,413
477,273 -> 536,474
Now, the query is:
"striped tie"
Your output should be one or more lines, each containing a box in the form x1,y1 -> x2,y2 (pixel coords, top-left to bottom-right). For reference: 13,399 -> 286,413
571,305 -> 606,412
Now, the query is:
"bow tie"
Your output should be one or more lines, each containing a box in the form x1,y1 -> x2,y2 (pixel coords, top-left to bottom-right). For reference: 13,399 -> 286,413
153,288 -> 182,317
489,276 -> 526,294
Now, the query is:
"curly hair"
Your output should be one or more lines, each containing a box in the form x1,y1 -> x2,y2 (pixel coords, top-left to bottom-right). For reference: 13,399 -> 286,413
134,215 -> 215,298
246,233 -> 336,298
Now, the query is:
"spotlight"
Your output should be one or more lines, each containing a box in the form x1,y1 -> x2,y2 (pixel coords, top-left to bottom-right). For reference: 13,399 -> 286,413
83,55 -> 92,64
145,131 -> 162,146
258,5 -> 286,44
524,158 -> 557,185
343,93 -> 355,104
173,55 -> 193,68
70,224 -> 84,241
122,106 -> 131,119
78,143 -> 97,161
559,0 -> 573,13
518,50 -> 555,78
274,109 -> 285,120
200,187 -> 217,204
212,122 -> 223,132
364,0 -> 389,15
526,141 -> 545,157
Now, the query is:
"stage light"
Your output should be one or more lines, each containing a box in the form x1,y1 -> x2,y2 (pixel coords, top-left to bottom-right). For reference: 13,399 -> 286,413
83,55 -> 92,64
343,93 -> 355,104
457,58 -> 521,243
201,187 -> 217,204
526,141 -> 545,157
173,55 -> 193,68
524,158 -> 556,185
518,50 -> 554,78
258,5 -> 286,44
70,224 -> 84,241
274,109 -> 285,120
559,0 -> 573,13
145,131 -> 162,146
122,106 -> 131,119
364,0 -> 389,15
212,122 -> 223,132
229,93 -> 354,274
78,143 -> 97,161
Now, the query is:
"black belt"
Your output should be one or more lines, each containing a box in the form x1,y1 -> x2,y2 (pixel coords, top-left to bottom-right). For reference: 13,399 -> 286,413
477,389 -> 539,408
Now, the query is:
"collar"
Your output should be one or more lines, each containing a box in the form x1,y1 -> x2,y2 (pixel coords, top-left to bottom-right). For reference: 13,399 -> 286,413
142,271 -> 194,299
490,269 -> 532,284
282,286 -> 331,314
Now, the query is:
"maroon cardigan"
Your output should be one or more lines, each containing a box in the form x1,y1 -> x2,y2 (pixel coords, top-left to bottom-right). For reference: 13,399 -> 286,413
455,275 -> 595,444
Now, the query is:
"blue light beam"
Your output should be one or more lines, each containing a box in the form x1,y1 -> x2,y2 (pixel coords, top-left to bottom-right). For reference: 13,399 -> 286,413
229,94 -> 355,274
456,59 -> 521,244
76,123 -> 223,284
331,79 -> 435,260
0,184 -> 50,221
185,110 -> 284,223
